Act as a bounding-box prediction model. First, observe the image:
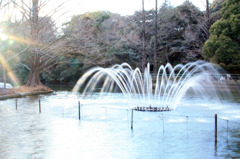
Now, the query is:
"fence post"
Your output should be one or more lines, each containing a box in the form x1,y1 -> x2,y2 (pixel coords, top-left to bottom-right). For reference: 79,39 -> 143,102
39,99 -> 41,113
215,114 -> 217,143
78,101 -> 81,120
227,120 -> 229,143
16,98 -> 17,110
162,113 -> 164,133
131,109 -> 133,130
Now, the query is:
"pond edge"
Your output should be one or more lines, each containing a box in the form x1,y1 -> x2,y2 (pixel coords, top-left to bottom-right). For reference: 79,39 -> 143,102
0,90 -> 54,100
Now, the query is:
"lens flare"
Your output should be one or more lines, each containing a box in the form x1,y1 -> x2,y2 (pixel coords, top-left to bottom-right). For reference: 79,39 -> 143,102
0,33 -> 7,41
8,40 -> 14,45
0,53 -> 20,87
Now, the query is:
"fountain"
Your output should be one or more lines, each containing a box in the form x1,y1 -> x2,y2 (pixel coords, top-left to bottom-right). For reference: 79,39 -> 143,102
73,61 -> 233,110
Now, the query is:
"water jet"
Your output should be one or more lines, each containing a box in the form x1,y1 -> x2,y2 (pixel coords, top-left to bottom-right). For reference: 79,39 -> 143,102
73,61 -> 233,110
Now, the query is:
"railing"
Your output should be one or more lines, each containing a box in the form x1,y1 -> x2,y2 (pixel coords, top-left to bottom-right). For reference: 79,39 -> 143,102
150,74 -> 240,80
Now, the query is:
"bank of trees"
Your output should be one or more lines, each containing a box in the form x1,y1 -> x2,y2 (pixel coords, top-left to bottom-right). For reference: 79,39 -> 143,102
203,0 -> 240,72
60,0 -> 225,69
45,11 -> 141,83
1,0 -> 237,85
63,11 -> 140,67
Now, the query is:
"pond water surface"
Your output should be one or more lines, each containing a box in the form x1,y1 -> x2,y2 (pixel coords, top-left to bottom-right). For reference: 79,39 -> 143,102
0,87 -> 240,159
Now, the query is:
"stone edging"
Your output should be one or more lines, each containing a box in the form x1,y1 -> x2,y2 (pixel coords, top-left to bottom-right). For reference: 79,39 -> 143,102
0,90 -> 54,100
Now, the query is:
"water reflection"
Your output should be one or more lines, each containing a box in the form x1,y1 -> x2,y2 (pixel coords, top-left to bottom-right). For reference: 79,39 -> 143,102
0,106 -> 49,159
0,90 -> 239,159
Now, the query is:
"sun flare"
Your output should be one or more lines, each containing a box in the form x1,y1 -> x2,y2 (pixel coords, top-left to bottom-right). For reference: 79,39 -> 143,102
0,53 -> 20,87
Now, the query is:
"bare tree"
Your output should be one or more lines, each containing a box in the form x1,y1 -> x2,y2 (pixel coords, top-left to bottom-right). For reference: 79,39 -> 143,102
63,12 -> 141,68
0,0 -> 14,10
10,0 -> 67,87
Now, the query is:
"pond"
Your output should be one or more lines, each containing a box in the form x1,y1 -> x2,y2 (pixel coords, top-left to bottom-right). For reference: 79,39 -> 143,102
0,86 -> 240,159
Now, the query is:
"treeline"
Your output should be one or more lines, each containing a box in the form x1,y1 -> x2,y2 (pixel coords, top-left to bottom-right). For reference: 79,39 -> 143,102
47,0 -> 224,84
1,0 -> 239,85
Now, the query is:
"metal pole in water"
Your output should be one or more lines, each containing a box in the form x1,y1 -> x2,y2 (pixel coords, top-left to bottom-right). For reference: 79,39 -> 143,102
215,114 -> 217,143
227,120 -> 229,143
39,99 -> 41,113
162,113 -> 164,133
16,98 -> 17,110
186,116 -> 188,138
131,109 -> 133,130
78,101 -> 81,120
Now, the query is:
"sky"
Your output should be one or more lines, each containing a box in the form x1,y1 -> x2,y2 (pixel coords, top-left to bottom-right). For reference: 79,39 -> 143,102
0,0 -> 214,27
53,0 -> 213,16
46,0 -> 213,25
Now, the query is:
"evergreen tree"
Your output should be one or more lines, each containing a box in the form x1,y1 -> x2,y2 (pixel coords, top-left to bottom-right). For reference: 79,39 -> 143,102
203,0 -> 240,71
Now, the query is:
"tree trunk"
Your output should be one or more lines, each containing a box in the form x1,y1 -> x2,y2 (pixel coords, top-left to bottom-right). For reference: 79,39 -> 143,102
154,0 -> 158,74
26,63 -> 42,87
3,67 -> 6,89
25,0 -> 42,87
141,0 -> 146,72
206,0 -> 210,38
165,46 -> 169,62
